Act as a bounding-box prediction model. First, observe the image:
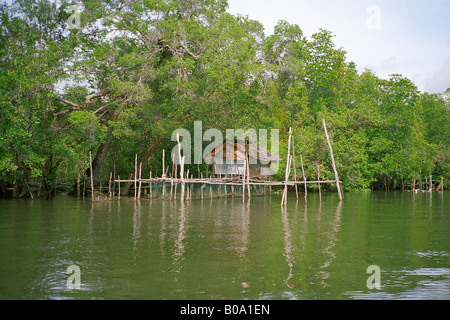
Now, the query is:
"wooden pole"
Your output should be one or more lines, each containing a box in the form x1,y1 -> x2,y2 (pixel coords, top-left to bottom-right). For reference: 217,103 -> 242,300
176,134 -> 185,201
300,155 -> 307,202
246,153 -> 251,199
292,135 -> 298,200
113,160 -> 116,197
282,128 -> 292,207
162,149 -> 166,178
138,162 -> 142,199
90,151 -> 94,201
149,171 -> 152,199
134,154 -> 137,199
109,171 -> 112,198
118,175 -> 121,198
317,163 -> 322,202
242,156 -> 246,203
322,119 -> 343,201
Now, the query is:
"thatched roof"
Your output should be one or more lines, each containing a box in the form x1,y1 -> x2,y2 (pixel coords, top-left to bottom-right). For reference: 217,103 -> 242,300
204,139 -> 281,164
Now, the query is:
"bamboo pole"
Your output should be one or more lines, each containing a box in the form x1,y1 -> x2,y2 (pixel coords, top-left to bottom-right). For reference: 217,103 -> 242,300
149,171 -> 152,199
317,163 -> 322,202
109,171 -> 112,198
134,154 -> 137,199
162,149 -> 166,178
176,133 -> 185,201
322,119 -> 343,201
118,175 -> 121,198
138,162 -> 142,199
90,151 -> 94,201
300,155 -> 307,202
246,153 -> 251,198
282,128 -> 292,207
242,157 -> 246,203
292,135 -> 298,200
113,160 -> 116,197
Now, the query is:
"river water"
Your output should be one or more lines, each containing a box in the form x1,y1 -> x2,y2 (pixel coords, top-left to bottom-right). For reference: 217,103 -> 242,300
0,191 -> 448,300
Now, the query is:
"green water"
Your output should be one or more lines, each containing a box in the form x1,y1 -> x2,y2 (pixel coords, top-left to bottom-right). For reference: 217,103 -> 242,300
0,191 -> 449,300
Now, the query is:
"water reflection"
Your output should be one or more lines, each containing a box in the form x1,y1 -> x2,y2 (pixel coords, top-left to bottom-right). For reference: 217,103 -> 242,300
237,199 -> 251,258
318,201 -> 342,287
1,192 -> 449,300
132,200 -> 142,257
173,201 -> 187,273
346,268 -> 450,300
282,206 -> 294,288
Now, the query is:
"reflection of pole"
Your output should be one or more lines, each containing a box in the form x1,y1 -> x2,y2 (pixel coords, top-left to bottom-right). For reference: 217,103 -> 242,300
319,200 -> 342,286
322,119 -> 343,201
282,207 -> 294,288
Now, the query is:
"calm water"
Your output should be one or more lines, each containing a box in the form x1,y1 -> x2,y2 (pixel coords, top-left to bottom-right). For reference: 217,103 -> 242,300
0,191 -> 448,300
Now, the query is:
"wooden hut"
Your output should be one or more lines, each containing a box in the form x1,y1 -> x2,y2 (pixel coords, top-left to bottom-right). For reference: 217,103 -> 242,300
204,139 -> 281,178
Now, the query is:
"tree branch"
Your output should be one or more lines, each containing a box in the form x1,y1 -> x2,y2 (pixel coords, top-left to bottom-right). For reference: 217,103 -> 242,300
86,90 -> 108,104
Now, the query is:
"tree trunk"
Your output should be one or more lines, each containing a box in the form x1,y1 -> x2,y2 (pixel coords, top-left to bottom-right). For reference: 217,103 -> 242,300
122,135 -> 165,195
67,141 -> 111,196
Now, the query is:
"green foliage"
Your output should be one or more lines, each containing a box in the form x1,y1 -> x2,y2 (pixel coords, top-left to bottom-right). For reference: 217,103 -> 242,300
1,0 -> 449,196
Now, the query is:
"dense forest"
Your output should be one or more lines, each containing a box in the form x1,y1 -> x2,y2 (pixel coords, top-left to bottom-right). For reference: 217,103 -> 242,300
1,0 -> 449,198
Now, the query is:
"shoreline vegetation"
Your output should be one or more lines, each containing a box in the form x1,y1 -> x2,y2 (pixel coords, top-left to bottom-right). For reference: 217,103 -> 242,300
1,0 -> 449,199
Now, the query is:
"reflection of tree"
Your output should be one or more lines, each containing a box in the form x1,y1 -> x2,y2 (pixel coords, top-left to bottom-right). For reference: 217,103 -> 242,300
318,201 -> 342,287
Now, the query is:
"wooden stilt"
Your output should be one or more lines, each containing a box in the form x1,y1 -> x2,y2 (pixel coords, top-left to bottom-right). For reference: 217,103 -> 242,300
109,171 -> 112,198
118,175 -> 121,198
138,162 -> 142,199
317,163 -> 322,202
176,134 -> 185,201
113,160 -> 116,197
134,154 -> 137,199
322,119 -> 343,201
292,135 -> 298,200
162,149 -> 166,178
242,156 -> 246,203
246,153 -> 251,199
300,155 -> 307,202
282,128 -> 292,207
90,151 -> 94,201
149,171 -> 152,199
